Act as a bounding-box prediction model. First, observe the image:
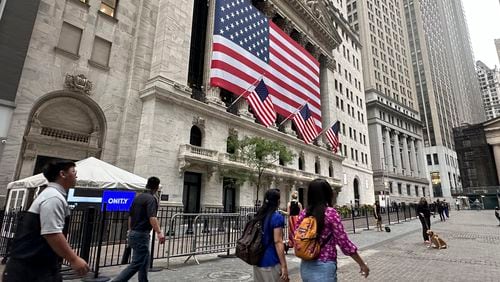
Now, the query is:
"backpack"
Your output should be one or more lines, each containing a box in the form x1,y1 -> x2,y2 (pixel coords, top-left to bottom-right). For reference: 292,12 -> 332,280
235,218 -> 266,265
294,216 -> 323,260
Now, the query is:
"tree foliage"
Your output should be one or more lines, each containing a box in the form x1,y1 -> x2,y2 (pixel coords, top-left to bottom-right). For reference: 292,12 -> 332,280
224,136 -> 295,202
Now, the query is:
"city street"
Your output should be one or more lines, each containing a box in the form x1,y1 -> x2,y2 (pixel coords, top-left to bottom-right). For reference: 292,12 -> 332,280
68,210 -> 499,281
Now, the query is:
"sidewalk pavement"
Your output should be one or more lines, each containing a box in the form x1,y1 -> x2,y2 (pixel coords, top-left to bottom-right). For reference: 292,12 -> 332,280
75,215 -> 438,281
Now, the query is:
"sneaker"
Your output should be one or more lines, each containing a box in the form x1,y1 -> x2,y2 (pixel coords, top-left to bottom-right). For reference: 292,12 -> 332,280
424,240 -> 430,244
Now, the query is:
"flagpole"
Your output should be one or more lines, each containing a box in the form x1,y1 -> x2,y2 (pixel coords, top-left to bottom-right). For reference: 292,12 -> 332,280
227,73 -> 265,109
277,98 -> 311,127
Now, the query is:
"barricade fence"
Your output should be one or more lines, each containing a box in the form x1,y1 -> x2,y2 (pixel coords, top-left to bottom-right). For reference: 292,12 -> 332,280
0,204 -> 417,277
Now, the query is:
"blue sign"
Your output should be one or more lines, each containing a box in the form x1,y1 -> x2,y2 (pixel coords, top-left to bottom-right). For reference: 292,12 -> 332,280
101,190 -> 136,212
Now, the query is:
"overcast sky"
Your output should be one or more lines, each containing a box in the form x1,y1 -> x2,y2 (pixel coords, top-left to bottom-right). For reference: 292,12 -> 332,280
462,0 -> 500,68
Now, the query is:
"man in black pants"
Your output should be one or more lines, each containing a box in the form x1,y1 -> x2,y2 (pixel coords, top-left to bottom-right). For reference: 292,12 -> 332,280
2,161 -> 89,281
112,177 -> 165,282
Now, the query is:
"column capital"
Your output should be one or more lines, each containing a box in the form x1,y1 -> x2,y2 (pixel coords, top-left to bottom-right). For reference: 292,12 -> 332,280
393,131 -> 400,136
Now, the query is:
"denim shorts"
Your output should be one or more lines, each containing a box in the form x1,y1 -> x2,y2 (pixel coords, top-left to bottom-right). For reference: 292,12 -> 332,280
300,260 -> 337,282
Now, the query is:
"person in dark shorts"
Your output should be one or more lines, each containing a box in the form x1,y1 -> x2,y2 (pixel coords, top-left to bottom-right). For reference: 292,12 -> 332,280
374,200 -> 383,231
112,177 -> 165,282
2,161 -> 89,282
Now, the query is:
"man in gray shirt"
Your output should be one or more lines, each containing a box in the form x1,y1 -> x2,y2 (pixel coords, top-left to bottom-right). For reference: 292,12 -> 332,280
2,161 -> 89,281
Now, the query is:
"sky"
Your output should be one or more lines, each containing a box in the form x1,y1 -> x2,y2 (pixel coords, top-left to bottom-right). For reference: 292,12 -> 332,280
462,0 -> 500,68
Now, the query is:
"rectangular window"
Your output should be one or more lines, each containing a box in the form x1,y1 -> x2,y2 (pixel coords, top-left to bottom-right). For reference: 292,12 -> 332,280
100,0 -> 118,17
397,183 -> 402,195
433,153 -> 439,165
426,154 -> 432,165
415,186 -> 419,196
90,37 -> 112,67
406,184 -> 411,196
57,22 -> 83,55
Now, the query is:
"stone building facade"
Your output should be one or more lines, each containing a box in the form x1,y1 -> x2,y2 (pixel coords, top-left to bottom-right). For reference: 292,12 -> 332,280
477,60 -> 500,121
0,0 -> 375,209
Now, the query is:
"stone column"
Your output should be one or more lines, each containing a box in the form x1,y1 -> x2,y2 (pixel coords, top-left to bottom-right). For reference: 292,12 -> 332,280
492,145 -> 500,184
238,99 -> 255,121
401,134 -> 410,176
383,127 -> 393,171
393,131 -> 402,174
416,140 -> 425,178
203,1 -> 225,107
410,137 -> 417,175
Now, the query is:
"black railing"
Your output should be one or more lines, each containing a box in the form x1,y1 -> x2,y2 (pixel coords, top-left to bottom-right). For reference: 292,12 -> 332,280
0,204 -> 417,277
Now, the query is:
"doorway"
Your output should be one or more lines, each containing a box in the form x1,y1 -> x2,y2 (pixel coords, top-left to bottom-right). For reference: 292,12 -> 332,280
353,178 -> 360,207
183,172 -> 202,213
34,155 -> 76,175
223,178 -> 236,213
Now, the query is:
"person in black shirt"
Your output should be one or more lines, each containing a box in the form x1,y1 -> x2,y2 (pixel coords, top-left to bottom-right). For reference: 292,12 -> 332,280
112,177 -> 165,282
2,161 -> 89,282
417,197 -> 432,244
374,201 -> 383,231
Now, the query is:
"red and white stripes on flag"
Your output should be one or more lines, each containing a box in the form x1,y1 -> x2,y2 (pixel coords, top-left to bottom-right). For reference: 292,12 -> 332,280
245,79 -> 277,127
325,121 -> 341,153
292,104 -> 319,144
210,0 -> 321,138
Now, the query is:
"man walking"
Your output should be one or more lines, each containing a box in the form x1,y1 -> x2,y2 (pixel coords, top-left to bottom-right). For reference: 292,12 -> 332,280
2,161 -> 90,281
113,177 -> 166,282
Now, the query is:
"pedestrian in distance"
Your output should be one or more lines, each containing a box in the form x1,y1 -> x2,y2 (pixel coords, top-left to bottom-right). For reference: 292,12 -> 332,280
417,197 -> 432,244
455,199 -> 460,211
112,177 -> 166,282
297,179 -> 369,281
286,191 -> 302,252
2,161 -> 90,282
373,200 -> 383,231
495,207 -> 500,226
443,199 -> 449,218
436,199 -> 446,221
252,189 -> 289,282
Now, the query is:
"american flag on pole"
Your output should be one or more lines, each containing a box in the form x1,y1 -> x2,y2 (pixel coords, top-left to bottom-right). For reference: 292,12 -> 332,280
245,79 -> 276,127
210,0 -> 322,136
292,104 -> 319,144
325,121 -> 340,153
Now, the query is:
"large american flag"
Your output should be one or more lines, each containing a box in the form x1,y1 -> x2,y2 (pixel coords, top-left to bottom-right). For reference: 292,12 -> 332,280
246,79 -> 276,127
325,121 -> 340,153
292,104 -> 319,144
210,0 -> 322,135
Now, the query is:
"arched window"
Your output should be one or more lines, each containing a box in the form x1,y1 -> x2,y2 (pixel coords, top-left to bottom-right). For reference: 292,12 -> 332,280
190,126 -> 202,146
314,159 -> 320,174
298,155 -> 305,171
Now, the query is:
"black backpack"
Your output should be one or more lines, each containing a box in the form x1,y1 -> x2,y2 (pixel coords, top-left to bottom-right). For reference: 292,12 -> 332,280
236,218 -> 266,265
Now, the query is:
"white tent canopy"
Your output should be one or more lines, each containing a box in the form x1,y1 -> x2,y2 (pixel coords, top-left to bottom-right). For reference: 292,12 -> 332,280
7,157 -> 147,190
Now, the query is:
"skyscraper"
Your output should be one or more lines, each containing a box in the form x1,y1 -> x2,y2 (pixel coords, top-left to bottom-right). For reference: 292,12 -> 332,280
347,0 -> 430,202
477,61 -> 500,120
404,0 -> 464,197
495,38 -> 500,65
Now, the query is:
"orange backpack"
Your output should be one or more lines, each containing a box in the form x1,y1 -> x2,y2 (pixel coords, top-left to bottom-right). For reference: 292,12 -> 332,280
293,216 -> 321,260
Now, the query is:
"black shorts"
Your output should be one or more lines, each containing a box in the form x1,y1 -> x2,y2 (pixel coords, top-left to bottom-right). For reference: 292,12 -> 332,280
2,258 -> 62,282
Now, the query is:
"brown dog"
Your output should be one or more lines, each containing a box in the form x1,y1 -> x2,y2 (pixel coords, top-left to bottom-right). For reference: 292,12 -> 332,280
426,230 -> 447,249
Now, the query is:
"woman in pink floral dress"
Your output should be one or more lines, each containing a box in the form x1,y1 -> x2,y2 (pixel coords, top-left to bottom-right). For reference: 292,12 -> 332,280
297,179 -> 370,281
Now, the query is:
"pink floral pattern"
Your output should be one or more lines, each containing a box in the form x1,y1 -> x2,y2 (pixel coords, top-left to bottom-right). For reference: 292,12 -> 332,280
297,207 -> 358,262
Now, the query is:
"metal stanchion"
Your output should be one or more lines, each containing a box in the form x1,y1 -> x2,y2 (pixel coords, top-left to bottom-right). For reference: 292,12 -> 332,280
149,231 -> 163,272
83,205 -> 110,282
351,208 -> 356,233
364,209 -> 370,230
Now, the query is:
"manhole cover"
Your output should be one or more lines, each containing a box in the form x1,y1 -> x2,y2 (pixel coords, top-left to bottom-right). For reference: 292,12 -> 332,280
208,271 -> 252,281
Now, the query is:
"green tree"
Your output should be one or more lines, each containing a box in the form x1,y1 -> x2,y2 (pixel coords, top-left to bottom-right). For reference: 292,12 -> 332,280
225,136 -> 294,205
